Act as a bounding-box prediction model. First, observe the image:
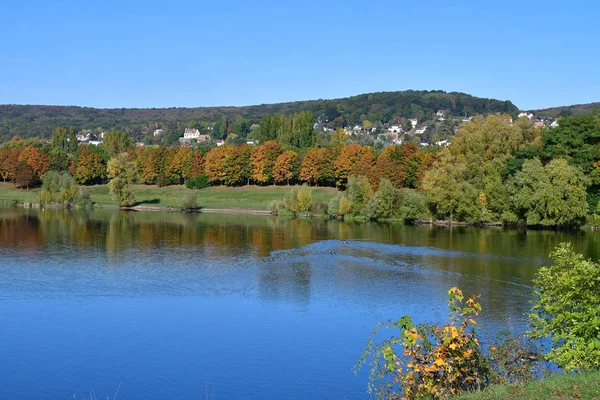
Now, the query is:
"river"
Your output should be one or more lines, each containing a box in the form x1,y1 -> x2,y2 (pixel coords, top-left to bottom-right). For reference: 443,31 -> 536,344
0,208 -> 597,399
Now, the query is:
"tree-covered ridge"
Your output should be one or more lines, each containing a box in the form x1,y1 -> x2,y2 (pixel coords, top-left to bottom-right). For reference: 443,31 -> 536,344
0,90 -> 518,142
531,102 -> 600,119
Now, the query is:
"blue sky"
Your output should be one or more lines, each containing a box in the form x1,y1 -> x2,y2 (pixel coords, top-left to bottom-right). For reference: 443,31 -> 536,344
1,0 -> 598,110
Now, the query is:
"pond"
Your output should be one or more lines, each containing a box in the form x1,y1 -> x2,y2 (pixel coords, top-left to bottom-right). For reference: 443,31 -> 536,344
0,208 -> 598,399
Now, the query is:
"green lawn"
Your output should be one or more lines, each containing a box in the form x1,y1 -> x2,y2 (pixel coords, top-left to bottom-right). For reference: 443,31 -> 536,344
458,371 -> 600,400
0,182 -> 339,210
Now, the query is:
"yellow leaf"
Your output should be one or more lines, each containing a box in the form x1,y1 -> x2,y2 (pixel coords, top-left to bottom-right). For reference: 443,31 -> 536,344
449,343 -> 457,350
434,358 -> 446,367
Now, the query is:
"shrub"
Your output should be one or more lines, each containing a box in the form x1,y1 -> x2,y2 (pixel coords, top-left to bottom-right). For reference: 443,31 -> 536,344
347,175 -> 373,215
338,195 -> 352,215
528,243 -> 600,371
364,178 -> 398,220
177,192 -> 198,210
327,193 -> 343,216
283,185 -> 313,215
311,201 -> 328,215
357,288 -> 489,399
107,154 -> 137,207
185,174 -> 210,189
398,190 -> 430,222
39,171 -> 88,207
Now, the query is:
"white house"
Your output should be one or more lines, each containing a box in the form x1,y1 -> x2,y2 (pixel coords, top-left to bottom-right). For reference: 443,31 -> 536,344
518,112 -> 534,120
388,125 -> 402,133
550,120 -> 559,128
409,118 -> 418,128
435,139 -> 451,147
415,125 -> 428,135
153,129 -> 163,137
183,128 -> 201,140
215,139 -> 225,146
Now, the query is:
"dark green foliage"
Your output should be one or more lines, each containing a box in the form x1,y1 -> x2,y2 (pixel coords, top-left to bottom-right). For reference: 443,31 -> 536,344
185,174 -> 210,189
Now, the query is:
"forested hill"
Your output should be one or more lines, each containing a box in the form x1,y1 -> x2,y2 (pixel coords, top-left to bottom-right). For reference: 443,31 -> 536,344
0,90 -> 517,141
531,102 -> 600,118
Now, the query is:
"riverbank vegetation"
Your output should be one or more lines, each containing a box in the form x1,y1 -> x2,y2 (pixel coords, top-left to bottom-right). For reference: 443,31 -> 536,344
1,111 -> 600,225
356,244 -> 600,399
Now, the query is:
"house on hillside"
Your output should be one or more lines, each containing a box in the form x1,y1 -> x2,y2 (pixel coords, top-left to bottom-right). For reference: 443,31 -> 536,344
436,110 -> 447,121
518,112 -> 534,120
435,139 -> 451,147
153,129 -> 163,137
387,125 -> 402,133
409,118 -> 418,128
415,125 -> 428,135
215,139 -> 225,146
550,120 -> 559,128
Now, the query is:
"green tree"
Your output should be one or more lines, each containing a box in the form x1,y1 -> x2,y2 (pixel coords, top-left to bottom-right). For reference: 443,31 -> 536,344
364,178 -> 398,220
505,158 -> 589,226
347,175 -> 373,215
39,171 -> 87,207
104,129 -> 134,157
528,243 -> 600,371
107,153 -> 138,207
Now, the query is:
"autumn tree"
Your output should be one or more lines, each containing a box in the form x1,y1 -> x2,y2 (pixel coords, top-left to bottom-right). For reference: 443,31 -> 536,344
187,150 -> 205,179
334,144 -> 368,188
18,145 -> 50,181
273,150 -> 299,185
13,161 -> 36,189
251,140 -> 282,184
300,148 -> 334,186
164,146 -> 192,185
74,145 -> 107,185
204,146 -> 227,184
0,149 -> 20,182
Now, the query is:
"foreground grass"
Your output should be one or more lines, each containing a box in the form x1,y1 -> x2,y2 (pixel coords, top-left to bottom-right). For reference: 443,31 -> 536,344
0,182 -> 339,210
458,371 -> 600,400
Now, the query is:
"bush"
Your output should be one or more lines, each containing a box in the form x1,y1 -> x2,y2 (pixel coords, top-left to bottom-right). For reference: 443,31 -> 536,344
328,193 -> 343,216
177,192 -> 198,210
284,185 -> 313,215
185,174 -> 210,189
347,175 -> 373,215
364,178 -> 398,220
398,190 -> 430,222
357,288 -> 489,399
528,243 -> 600,371
311,201 -> 328,215
39,171 -> 87,207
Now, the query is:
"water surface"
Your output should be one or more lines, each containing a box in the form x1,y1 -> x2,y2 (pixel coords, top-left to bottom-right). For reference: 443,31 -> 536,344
0,208 -> 597,399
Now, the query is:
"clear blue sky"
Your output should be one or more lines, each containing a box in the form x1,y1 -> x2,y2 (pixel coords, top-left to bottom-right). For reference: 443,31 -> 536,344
1,0 -> 598,110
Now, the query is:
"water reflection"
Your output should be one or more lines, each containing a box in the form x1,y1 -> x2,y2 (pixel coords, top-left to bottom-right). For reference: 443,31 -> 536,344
2,208 -> 600,400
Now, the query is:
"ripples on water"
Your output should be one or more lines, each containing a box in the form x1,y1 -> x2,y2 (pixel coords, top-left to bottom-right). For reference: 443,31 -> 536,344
0,208 -> 597,399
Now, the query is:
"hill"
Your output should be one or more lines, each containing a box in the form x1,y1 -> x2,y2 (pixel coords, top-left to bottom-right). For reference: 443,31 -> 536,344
0,90 -> 518,142
531,102 -> 600,118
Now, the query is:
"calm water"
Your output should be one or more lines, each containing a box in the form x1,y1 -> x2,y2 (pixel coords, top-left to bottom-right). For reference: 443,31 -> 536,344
0,208 -> 598,399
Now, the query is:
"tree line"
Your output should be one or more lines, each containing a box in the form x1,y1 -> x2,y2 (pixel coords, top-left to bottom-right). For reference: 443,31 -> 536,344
2,111 -> 600,226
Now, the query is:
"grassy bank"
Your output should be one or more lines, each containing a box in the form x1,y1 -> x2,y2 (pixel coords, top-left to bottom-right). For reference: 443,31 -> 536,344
458,371 -> 600,400
0,182 -> 339,210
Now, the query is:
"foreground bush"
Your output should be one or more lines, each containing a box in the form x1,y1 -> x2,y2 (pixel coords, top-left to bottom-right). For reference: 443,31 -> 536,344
357,288 -> 541,399
528,243 -> 600,371
357,288 -> 489,399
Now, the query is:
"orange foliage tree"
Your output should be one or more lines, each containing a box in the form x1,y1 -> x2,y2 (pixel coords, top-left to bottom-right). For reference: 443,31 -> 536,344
273,150 -> 299,185
333,144 -> 368,188
250,140 -> 282,184
187,150 -> 205,179
18,145 -> 51,181
0,149 -> 21,182
350,148 -> 379,189
300,148 -> 334,186
205,145 -> 253,186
